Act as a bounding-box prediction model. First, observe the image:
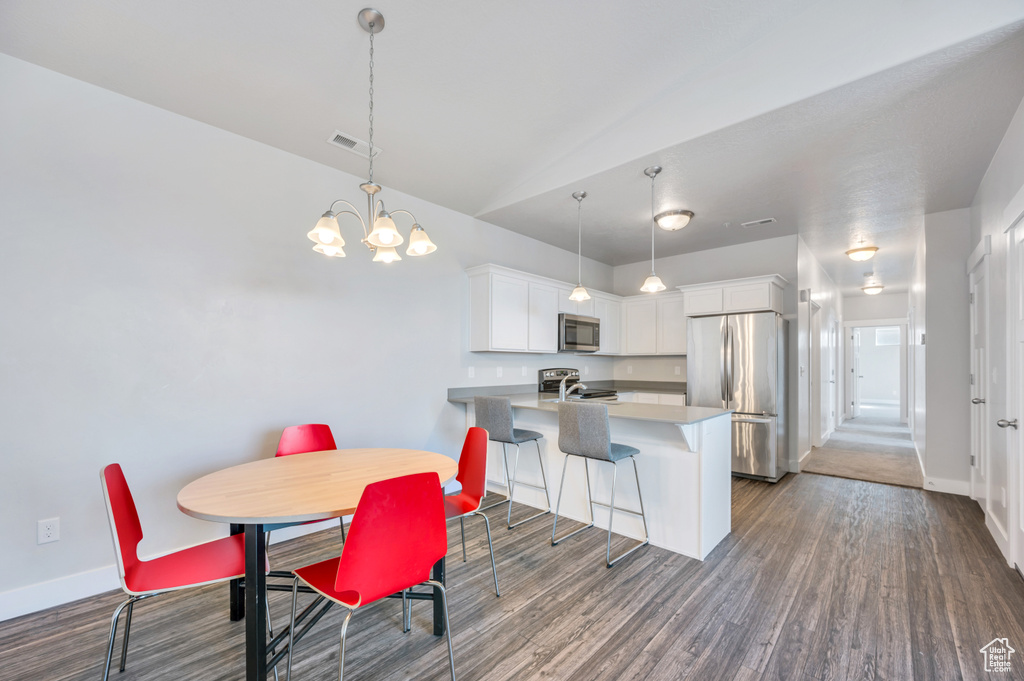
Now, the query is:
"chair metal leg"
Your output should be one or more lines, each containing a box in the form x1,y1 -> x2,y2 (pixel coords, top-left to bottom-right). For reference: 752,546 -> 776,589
425,580 -> 457,681
605,456 -> 650,568
459,517 -> 467,562
479,443 -> 511,511
118,598 -> 134,672
552,454 -> 595,545
102,597 -> 133,681
402,589 -> 411,632
535,439 -> 552,511
474,511 -> 500,597
267,590 -> 279,681
339,517 -> 347,543
336,608 -> 354,681
507,442 -> 552,529
287,577 -> 299,681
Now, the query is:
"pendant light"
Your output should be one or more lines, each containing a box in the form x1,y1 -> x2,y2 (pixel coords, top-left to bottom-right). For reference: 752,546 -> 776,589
306,8 -> 437,262
640,166 -> 667,293
861,271 -> 884,295
569,191 -> 591,302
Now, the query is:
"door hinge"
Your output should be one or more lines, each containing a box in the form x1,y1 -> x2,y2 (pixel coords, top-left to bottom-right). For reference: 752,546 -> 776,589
971,454 -> 976,467
970,292 -> 975,304
970,373 -> 975,385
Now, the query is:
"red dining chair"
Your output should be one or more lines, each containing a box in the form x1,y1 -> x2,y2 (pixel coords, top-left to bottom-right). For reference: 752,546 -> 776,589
444,426 -> 500,597
100,464 -> 273,681
285,472 -> 455,681
267,423 -> 347,544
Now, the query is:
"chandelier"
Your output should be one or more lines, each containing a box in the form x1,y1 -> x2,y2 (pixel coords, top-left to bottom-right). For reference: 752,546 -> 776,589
306,8 -> 436,262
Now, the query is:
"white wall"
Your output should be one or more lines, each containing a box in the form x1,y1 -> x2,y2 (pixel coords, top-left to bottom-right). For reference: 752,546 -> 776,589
842,293 -> 909,321
969,91 -> 1024,555
909,209 -> 972,494
0,54 -> 618,619
796,237 -> 843,466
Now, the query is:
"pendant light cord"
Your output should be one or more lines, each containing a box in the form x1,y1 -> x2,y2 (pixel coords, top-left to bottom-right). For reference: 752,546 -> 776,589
577,195 -> 583,284
650,174 -> 656,274
367,22 -> 375,184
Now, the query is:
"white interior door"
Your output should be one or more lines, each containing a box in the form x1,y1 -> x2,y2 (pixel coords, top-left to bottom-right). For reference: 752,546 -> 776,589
810,302 -> 823,446
970,260 -> 990,504
1010,223 -> 1024,572
826,316 -> 837,435
851,328 -> 862,418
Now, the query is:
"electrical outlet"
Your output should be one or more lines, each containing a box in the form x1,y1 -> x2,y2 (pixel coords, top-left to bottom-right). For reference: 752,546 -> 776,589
627,365 -> 633,375
674,366 -> 681,376
584,365 -> 590,375
37,517 -> 59,544
496,367 -> 503,378
468,366 -> 475,378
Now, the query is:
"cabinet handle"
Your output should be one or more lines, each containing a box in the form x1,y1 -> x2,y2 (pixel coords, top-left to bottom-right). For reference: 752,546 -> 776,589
997,419 -> 1018,429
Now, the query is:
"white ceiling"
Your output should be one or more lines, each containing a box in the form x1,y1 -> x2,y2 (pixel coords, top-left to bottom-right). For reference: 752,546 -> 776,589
2,0 -> 1024,295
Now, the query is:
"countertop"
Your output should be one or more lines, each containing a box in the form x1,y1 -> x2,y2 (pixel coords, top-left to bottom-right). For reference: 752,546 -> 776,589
448,393 -> 730,426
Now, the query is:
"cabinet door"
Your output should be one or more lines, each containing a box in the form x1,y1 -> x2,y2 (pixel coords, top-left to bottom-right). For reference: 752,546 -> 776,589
576,297 -> 596,318
723,282 -> 771,313
491,275 -> 529,351
528,283 -> 558,353
684,288 -> 724,316
594,297 -> 621,354
624,299 -> 657,354
657,295 -> 687,354
557,287 -> 576,314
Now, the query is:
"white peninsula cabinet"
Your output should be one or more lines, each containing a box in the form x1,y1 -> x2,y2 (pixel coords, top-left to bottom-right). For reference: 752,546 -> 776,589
620,291 -> 687,355
468,264 -> 622,354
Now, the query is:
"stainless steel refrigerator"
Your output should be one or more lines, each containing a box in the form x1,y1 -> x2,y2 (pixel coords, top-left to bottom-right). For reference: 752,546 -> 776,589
686,311 -> 787,482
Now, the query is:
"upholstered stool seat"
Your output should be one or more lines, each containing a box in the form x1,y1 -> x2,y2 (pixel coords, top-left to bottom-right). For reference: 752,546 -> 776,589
552,401 -> 650,567
473,396 -> 552,529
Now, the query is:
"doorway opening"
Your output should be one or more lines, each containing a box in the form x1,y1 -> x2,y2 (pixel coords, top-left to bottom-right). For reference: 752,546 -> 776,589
802,320 -> 920,488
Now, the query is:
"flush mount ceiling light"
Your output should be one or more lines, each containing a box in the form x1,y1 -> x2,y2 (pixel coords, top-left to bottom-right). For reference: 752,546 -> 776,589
861,271 -> 885,295
306,8 -> 436,262
846,245 -> 879,261
654,209 -> 694,231
569,191 -> 591,302
640,166 -> 668,293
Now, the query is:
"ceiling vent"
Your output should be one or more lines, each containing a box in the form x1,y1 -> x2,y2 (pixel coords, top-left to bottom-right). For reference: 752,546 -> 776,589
326,130 -> 381,159
740,217 -> 777,228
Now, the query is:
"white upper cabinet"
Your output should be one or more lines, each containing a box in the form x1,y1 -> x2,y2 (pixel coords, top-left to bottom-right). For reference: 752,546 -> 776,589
528,283 -> 558,353
467,264 -> 622,354
679,275 -> 788,317
593,294 -> 621,354
657,294 -> 687,354
621,292 -> 686,355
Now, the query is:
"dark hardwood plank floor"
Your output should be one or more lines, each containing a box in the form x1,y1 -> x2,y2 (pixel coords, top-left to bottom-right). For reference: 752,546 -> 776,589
3,472 -> 1024,680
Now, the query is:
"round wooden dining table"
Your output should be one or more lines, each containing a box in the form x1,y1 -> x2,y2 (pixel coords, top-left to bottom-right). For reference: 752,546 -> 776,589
177,448 -> 458,681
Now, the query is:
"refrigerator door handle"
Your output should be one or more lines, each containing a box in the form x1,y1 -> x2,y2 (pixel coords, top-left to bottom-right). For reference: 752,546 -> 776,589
732,415 -> 774,424
720,323 -> 728,403
728,324 -> 735,402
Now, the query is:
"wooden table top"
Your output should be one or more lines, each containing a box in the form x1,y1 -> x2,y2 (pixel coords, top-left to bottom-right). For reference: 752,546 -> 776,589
177,448 -> 458,524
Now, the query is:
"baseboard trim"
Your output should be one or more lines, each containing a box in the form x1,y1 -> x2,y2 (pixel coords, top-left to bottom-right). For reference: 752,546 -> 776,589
0,518 -> 346,623
0,565 -> 120,623
922,476 -> 970,496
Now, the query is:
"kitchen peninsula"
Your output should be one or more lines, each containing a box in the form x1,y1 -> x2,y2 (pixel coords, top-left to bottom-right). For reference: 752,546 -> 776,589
448,388 -> 733,560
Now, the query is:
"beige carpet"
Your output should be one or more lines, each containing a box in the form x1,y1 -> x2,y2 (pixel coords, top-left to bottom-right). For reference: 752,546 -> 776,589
802,408 -> 923,488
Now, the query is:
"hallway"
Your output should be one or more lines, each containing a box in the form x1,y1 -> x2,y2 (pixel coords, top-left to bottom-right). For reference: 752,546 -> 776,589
802,403 -> 923,488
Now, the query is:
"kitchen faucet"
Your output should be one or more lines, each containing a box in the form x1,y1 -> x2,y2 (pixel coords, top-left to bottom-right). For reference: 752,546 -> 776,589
559,375 -> 587,401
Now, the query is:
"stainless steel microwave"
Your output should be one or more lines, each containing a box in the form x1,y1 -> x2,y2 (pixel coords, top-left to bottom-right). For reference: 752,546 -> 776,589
558,313 -> 600,352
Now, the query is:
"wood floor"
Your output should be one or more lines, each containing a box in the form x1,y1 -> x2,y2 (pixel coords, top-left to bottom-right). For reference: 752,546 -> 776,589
4,473 -> 1024,680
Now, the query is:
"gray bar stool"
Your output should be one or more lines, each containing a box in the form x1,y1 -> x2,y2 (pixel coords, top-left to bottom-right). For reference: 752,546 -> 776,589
474,396 -> 552,529
551,401 -> 650,567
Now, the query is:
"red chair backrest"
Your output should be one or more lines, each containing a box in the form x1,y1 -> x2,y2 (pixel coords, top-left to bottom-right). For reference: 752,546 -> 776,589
455,427 -> 489,507
334,472 -> 447,605
276,424 -> 337,457
100,464 -> 142,586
